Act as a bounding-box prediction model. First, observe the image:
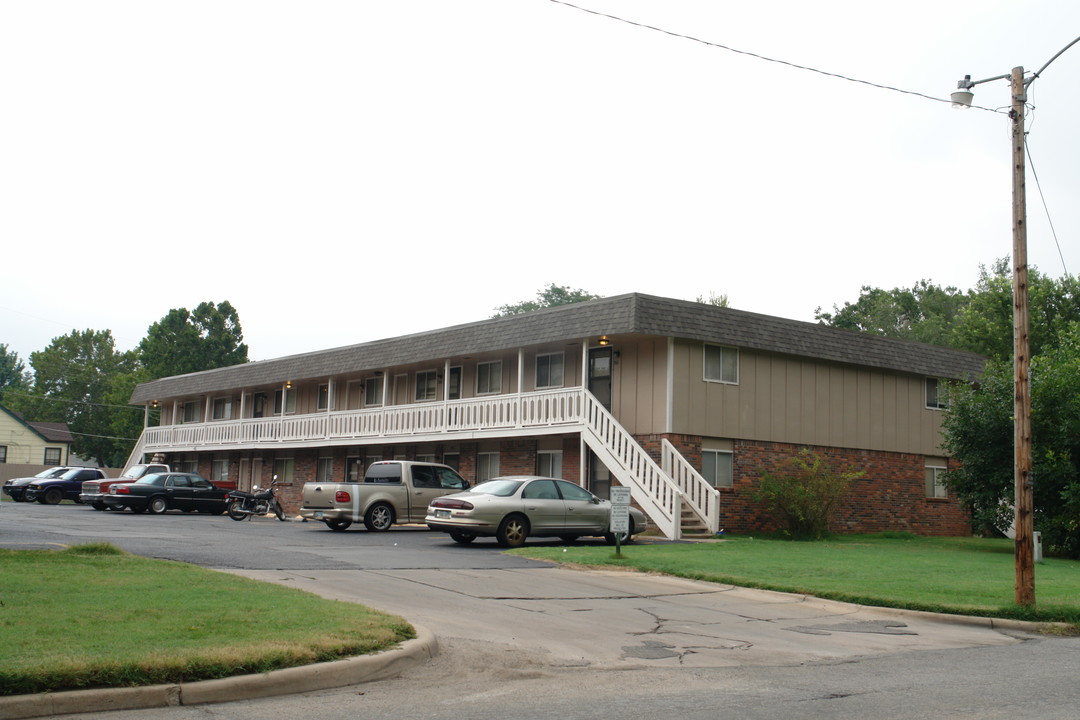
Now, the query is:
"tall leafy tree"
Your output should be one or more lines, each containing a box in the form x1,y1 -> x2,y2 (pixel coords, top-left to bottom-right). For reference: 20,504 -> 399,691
10,330 -> 138,466
139,300 -> 248,379
0,343 -> 32,403
492,284 -> 600,317
815,280 -> 969,348
942,324 -> 1080,557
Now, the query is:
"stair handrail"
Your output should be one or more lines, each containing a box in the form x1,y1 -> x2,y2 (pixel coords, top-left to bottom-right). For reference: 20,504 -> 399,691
661,439 -> 721,534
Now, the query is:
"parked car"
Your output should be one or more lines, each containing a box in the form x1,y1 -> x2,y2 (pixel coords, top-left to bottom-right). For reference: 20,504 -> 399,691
24,467 -> 107,504
80,464 -> 170,510
426,476 -> 648,547
102,472 -> 229,514
2,467 -> 76,502
300,460 -> 470,531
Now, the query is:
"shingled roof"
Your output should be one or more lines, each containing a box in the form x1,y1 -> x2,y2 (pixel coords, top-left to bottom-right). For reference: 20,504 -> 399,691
129,293 -> 986,404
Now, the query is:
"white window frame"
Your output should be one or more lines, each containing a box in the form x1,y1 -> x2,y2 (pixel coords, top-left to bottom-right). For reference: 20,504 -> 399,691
704,344 -> 739,384
317,384 -> 330,411
182,400 -> 198,424
447,366 -> 463,400
926,378 -> 948,410
926,464 -> 948,498
274,388 -> 296,415
537,450 -> 563,478
477,452 -> 500,481
212,457 -> 230,484
702,449 -> 734,489
317,457 -> 334,482
273,457 -> 295,484
365,376 -> 384,407
212,397 -> 233,421
536,353 -> 565,389
415,370 -> 438,402
477,361 -> 502,395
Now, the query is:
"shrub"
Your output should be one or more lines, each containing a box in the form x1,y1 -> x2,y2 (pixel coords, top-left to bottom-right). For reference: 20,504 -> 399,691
752,450 -> 862,539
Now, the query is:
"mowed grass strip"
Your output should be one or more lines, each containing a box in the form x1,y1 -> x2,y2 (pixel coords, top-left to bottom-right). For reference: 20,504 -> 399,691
514,534 -> 1080,625
0,543 -> 414,696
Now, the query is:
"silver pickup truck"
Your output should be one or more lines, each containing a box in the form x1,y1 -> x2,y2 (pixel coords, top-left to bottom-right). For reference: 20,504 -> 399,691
299,460 -> 470,532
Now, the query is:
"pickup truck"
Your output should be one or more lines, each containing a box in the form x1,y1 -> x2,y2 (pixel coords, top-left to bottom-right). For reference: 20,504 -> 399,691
299,460 -> 470,532
80,464 -> 171,510
24,467 -> 107,504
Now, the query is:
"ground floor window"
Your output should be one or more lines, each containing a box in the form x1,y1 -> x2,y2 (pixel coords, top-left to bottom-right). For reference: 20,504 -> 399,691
478,452 -> 500,481
44,447 -> 62,465
212,458 -> 229,484
926,461 -> 948,498
0,445 -> 6,463
346,457 -> 363,482
274,457 -> 295,484
317,457 -> 333,482
702,449 -> 734,489
443,452 -> 460,470
537,450 -> 563,478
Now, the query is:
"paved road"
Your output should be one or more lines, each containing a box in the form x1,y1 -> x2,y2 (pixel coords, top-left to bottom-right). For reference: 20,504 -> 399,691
4,501 -> 1079,719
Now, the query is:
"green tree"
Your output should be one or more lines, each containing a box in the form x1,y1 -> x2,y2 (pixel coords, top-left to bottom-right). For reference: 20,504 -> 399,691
942,324 -> 1080,556
0,343 -> 32,403
492,284 -> 600,317
139,301 -> 248,379
11,330 -> 139,466
815,280 -> 969,347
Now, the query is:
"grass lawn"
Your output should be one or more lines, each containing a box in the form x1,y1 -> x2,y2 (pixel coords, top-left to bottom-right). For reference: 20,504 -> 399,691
513,534 -> 1080,626
0,543 -> 414,696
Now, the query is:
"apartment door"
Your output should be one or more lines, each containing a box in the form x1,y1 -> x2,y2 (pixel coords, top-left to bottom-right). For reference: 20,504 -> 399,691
588,347 -> 612,410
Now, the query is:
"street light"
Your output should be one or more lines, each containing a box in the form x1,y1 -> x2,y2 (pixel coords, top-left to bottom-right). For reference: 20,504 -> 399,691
952,35 -> 1079,608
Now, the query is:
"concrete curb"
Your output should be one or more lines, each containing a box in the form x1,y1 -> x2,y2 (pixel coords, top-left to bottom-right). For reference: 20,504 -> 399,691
0,625 -> 437,720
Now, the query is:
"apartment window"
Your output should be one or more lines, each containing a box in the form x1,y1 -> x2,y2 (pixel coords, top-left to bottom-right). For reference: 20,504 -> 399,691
704,344 -> 739,384
926,462 -> 948,498
317,457 -> 334,482
536,353 -> 564,389
443,452 -> 460,470
537,450 -> 563,478
448,366 -> 462,400
345,457 -> 363,482
702,449 -> 734,489
477,452 -> 500,481
0,446 -> 6,463
178,455 -> 198,473
253,393 -> 267,418
212,458 -> 229,484
477,361 -> 502,395
274,388 -> 296,415
44,448 -> 62,466
416,454 -> 437,464
365,376 -> 384,406
926,378 -> 948,409
212,397 -> 233,420
273,457 -> 295,484
318,384 -> 329,411
416,370 -> 438,401
182,400 -> 198,423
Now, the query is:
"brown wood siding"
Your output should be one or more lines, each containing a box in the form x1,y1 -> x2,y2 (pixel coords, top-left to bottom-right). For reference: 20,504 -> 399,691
669,339 -> 947,456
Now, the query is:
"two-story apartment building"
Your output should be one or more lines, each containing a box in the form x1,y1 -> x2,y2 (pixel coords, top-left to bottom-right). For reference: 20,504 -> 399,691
127,294 -> 985,539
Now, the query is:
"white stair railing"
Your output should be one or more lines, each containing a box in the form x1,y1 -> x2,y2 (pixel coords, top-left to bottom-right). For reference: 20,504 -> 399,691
579,392 -> 682,540
662,439 -> 721,534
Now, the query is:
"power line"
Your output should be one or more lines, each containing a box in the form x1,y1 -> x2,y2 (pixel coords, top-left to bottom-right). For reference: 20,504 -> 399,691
1026,136 -> 1068,276
3,390 -> 145,412
547,0 -> 1005,114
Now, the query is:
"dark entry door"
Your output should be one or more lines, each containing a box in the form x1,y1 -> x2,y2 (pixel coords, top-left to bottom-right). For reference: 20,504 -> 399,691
588,347 -> 612,410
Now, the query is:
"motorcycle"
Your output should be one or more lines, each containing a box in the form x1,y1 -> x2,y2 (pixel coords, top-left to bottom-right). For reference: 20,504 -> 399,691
226,480 -> 287,521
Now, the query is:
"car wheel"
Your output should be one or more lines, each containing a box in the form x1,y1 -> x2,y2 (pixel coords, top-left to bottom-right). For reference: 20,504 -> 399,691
227,501 -> 247,521
449,531 -> 476,544
91,502 -> 108,511
129,504 -> 146,513
324,519 -> 352,531
148,496 -> 169,515
43,488 -> 63,505
604,518 -> 636,546
496,514 -> 529,548
363,503 -> 395,532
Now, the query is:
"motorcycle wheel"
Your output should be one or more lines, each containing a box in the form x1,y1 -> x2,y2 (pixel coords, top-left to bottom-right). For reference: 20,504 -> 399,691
274,502 -> 286,521
226,500 -> 248,521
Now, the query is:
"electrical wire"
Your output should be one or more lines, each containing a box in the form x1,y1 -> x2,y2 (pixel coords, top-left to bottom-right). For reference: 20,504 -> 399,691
547,0 -> 1006,114
1025,137 -> 1069,276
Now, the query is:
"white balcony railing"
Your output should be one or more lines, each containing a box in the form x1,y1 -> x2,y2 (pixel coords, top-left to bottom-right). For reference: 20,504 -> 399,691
141,388 -> 588,452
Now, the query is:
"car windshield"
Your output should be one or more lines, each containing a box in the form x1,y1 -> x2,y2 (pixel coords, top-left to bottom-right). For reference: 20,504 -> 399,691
59,469 -> 83,480
134,474 -> 168,486
470,479 -> 525,497
122,465 -> 149,479
36,468 -> 67,478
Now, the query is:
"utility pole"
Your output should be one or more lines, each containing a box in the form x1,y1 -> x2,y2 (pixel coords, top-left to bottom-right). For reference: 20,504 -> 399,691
1010,65 -> 1034,607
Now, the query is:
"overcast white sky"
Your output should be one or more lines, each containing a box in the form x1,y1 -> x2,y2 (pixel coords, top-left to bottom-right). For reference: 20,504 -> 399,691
2,1 -> 1078,365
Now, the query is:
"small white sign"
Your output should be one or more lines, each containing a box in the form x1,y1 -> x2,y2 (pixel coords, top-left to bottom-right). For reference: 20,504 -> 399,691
609,487 -> 631,533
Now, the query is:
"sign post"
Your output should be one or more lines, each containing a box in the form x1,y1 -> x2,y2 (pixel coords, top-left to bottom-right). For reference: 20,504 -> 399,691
609,487 -> 631,557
